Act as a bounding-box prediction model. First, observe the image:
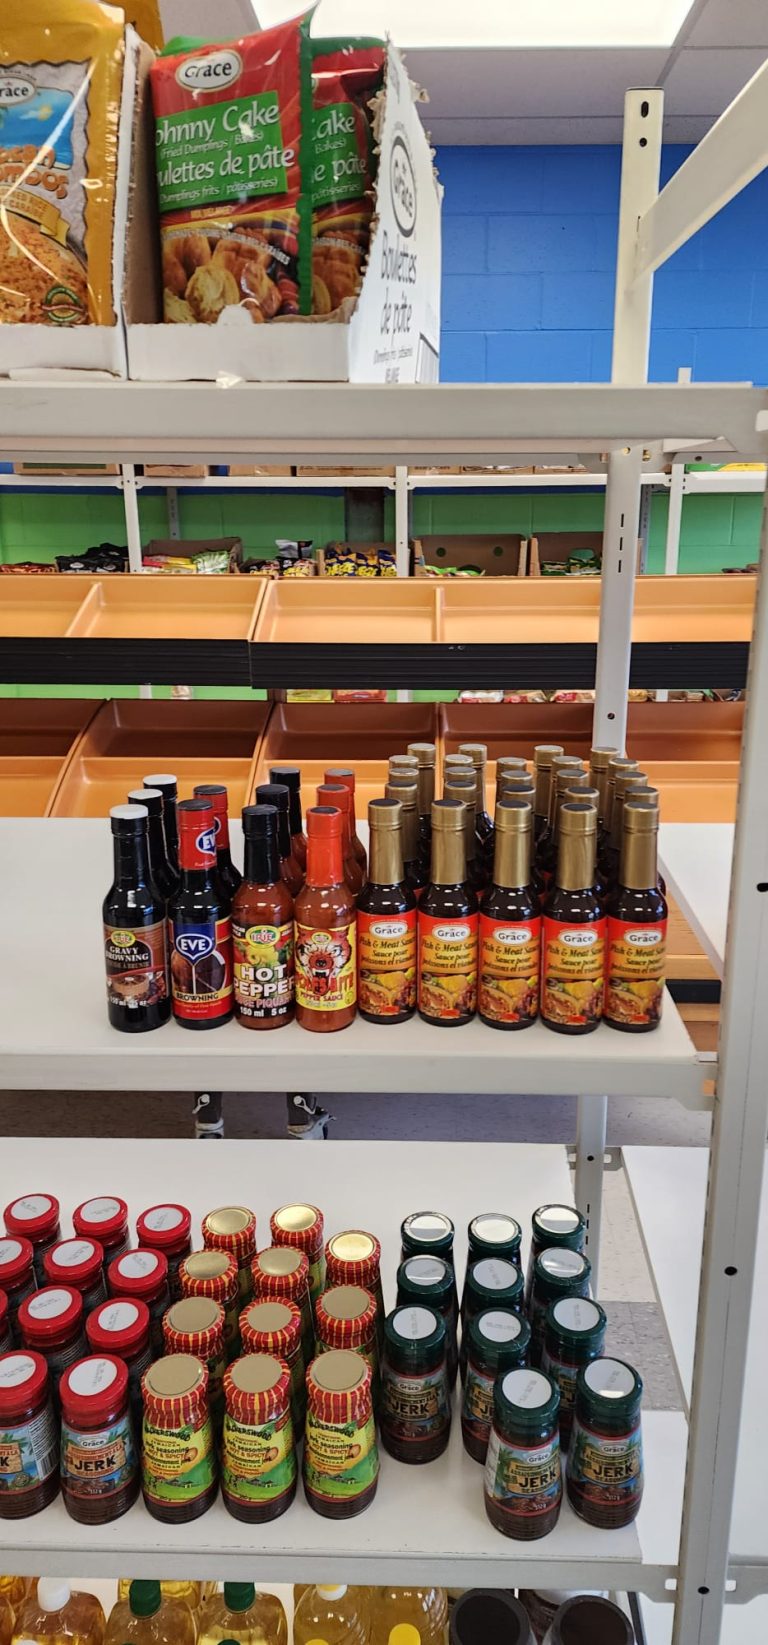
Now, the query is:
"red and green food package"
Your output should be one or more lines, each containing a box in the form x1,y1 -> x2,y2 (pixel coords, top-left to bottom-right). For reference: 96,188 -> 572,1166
310,39 -> 385,314
149,14 -> 314,323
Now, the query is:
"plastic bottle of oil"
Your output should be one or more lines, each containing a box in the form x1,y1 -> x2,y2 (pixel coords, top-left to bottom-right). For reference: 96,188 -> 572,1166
197,1583 -> 287,1645
116,1585 -> 213,1612
0,1586 -> 32,1615
370,1589 -> 448,1645
13,1581 -> 106,1645
0,1595 -> 14,1645
293,1586 -> 368,1645
104,1583 -> 195,1645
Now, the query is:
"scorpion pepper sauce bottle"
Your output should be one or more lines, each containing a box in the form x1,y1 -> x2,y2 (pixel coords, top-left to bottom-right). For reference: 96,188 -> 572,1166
480,799 -> 540,1030
458,743 -> 494,855
324,768 -> 367,874
385,774 -> 427,901
418,799 -> 478,1026
144,773 -> 179,872
169,799 -> 234,1030
541,802 -> 605,1035
294,806 -> 357,1033
443,770 -> 486,894
193,784 -> 242,902
605,801 -> 667,1032
255,783 -> 304,897
316,784 -> 364,897
103,805 -> 170,1033
356,798 -> 417,1024
269,764 -> 307,871
232,805 -> 295,1031
408,742 -> 437,875
127,787 -> 179,903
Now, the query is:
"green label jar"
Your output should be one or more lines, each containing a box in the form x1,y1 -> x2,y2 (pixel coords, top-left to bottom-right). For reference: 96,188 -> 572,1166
222,1354 -> 296,1524
381,1305 -> 451,1464
141,1354 -> 217,1524
461,1307 -> 531,1464
303,1349 -> 379,1520
396,1254 -> 458,1387
484,1367 -> 562,1542
567,1357 -> 643,1529
525,1205 -> 586,1304
542,1296 -> 607,1442
529,1248 -> 591,1365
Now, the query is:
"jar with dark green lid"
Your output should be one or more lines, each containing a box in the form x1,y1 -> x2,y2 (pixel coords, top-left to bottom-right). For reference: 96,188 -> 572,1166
529,1248 -> 591,1366
543,1595 -> 634,1645
484,1367 -> 562,1541
396,1254 -> 458,1387
567,1357 -> 643,1529
462,1255 -> 524,1374
400,1210 -> 455,1266
542,1296 -> 607,1442
461,1307 -> 531,1464
525,1205 -> 586,1303
380,1304 -> 451,1464
468,1212 -> 522,1271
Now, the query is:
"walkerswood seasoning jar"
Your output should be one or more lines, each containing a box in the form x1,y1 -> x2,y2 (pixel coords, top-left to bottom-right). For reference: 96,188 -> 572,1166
163,1298 -> 226,1434
73,1197 -> 131,1265
396,1256 -> 458,1388
0,1293 -> 11,1354
18,1287 -> 87,1392
542,1297 -> 607,1443
314,1285 -> 378,1401
179,1250 -> 240,1361
4,1197 -> 61,1285
202,1207 -> 257,1305
0,1239 -> 37,1342
566,1358 -> 643,1529
43,1239 -> 106,1314
270,1203 -> 325,1305
0,1350 -> 58,1518
86,1298 -> 152,1429
222,1354 -> 296,1524
108,1250 -> 170,1356
484,1367 -> 562,1542
380,1305 -> 451,1464
60,1354 -> 138,1525
529,1250 -> 592,1367
142,1354 -> 217,1524
251,1246 -> 314,1371
462,1308 -> 531,1464
304,1350 -> 378,1519
525,1205 -> 586,1304
325,1231 -> 384,1341
240,1298 -> 306,1437
136,1205 -> 192,1301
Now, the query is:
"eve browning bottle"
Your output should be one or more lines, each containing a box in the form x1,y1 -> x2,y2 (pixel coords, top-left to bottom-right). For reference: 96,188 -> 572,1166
294,806 -> 356,1033
541,802 -> 605,1035
418,798 -> 478,1027
103,804 -> 170,1033
193,784 -> 242,902
169,798 -> 234,1029
356,798 -> 417,1024
232,805 -> 295,1030
408,742 -> 437,873
479,799 -> 540,1030
605,801 -> 667,1032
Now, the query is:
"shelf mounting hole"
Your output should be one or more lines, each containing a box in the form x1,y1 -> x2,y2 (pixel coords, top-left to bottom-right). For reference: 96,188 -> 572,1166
639,137 -> 648,148
698,1588 -> 710,1597
640,100 -> 650,117
757,883 -> 768,893
607,712 -> 616,721
725,1265 -> 737,1276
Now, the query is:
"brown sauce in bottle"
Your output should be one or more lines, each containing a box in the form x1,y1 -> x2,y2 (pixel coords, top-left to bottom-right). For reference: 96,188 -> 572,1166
541,802 -> 604,1035
418,799 -> 478,1027
232,804 -> 295,1030
294,807 -> 357,1032
356,798 -> 417,1024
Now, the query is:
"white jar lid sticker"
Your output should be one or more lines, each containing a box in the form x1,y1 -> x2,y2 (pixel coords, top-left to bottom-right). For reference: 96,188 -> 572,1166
553,1297 -> 601,1332
473,1213 -> 519,1244
540,1247 -> 586,1279
538,1205 -> 580,1235
80,1199 -> 121,1222
405,1257 -> 445,1285
143,1207 -> 183,1232
0,1354 -> 35,1387
52,1240 -> 96,1267
585,1358 -> 636,1398
117,1251 -> 159,1279
502,1368 -> 552,1409
68,1357 -> 118,1397
407,1212 -> 451,1240
394,1305 -> 437,1341
9,1196 -> 53,1220
95,1302 -> 140,1332
473,1257 -> 518,1289
479,1309 -> 522,1343
0,1239 -> 23,1266
28,1289 -> 72,1320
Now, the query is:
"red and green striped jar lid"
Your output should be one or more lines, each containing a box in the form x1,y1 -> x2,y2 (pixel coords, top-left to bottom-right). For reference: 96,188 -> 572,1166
315,1285 -> 377,1351
163,1296 -> 224,1360
306,1348 -> 373,1425
240,1298 -> 302,1359
224,1353 -> 291,1425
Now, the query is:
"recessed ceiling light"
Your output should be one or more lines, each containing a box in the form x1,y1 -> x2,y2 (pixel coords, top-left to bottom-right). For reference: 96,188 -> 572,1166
251,0 -> 696,48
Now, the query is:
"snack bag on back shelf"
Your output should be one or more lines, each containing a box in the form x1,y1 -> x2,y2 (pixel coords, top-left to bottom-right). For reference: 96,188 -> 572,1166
149,14 -> 314,324
310,39 -> 385,314
0,0 -> 125,326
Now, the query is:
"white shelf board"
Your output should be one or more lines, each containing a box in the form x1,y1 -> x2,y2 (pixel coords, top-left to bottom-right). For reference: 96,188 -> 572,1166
135,475 -> 396,491
0,474 -> 124,490
658,822 -> 733,979
683,471 -> 766,494
0,820 -> 704,1103
0,1137 -> 684,1591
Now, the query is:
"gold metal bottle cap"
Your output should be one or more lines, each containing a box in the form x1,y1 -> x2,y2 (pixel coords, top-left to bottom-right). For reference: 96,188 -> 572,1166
533,744 -> 564,766
368,798 -> 401,828
328,1232 -> 377,1263
386,770 -> 417,788
560,801 -> 597,835
389,754 -> 418,771
444,752 -> 473,768
497,756 -> 528,774
616,769 -> 647,793
230,1354 -> 283,1396
458,743 -> 487,767
628,787 -> 659,806
385,779 -> 416,802
184,1251 -> 232,1280
311,1349 -> 367,1394
623,800 -> 659,832
273,1204 -> 318,1235
407,743 -> 436,766
204,1207 -> 252,1237
322,1285 -> 371,1322
495,798 -> 532,831
430,798 -> 465,831
565,784 -> 600,808
244,1300 -> 295,1333
608,755 -> 639,774
444,773 -> 475,802
258,1247 -> 303,1277
590,746 -> 619,770
499,774 -> 534,795
144,1353 -> 205,1399
166,1297 -> 220,1335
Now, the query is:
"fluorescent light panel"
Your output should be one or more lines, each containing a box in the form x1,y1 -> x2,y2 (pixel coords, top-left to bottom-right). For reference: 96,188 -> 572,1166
252,0 -> 696,48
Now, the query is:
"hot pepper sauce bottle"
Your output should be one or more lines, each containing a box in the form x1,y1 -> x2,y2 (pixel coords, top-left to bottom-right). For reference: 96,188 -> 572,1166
128,788 -> 179,903
324,768 -> 367,875
169,798 -> 234,1030
269,765 -> 307,871
317,784 -> 365,897
194,784 -> 242,902
605,801 -> 667,1033
232,805 -> 295,1031
294,806 -> 357,1033
255,783 -> 304,897
443,770 -> 487,894
385,774 -> 427,901
408,743 -> 437,876
479,799 -> 540,1031
143,774 -> 179,873
103,805 -> 170,1034
356,798 -> 417,1025
418,799 -> 478,1028
541,802 -> 604,1035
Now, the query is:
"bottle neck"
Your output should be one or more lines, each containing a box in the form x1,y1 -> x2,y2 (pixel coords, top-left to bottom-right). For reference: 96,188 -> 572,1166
591,766 -> 611,825
244,834 -> 281,886
147,813 -> 169,867
416,766 -> 435,821
399,803 -> 419,865
306,832 -> 344,889
620,829 -> 658,891
369,827 -> 404,887
431,829 -> 466,886
555,830 -> 597,893
473,766 -> 487,819
534,765 -> 552,821
113,833 -> 151,888
493,828 -> 531,890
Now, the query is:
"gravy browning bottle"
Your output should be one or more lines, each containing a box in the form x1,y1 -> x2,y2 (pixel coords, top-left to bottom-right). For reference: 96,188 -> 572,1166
255,783 -> 304,897
385,774 -> 427,900
418,799 -> 478,1027
144,774 -> 179,872
408,743 -> 437,876
294,806 -> 357,1033
270,764 -> 307,871
357,798 -> 417,1024
103,804 -> 170,1033
541,802 -> 605,1036
232,804 -> 295,1030
605,801 -> 667,1033
169,798 -> 234,1030
479,799 -> 540,1031
193,784 -> 242,902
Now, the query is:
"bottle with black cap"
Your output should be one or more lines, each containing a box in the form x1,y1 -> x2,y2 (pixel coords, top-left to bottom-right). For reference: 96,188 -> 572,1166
103,805 -> 170,1033
417,798 -> 478,1027
269,764 -> 307,870
479,798 -> 540,1030
127,787 -> 179,902
169,798 -> 234,1029
255,783 -> 304,896
143,774 -> 179,872
193,784 -> 242,901
232,805 -> 295,1030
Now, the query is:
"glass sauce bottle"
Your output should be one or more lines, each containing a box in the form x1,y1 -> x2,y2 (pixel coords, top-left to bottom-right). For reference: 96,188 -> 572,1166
232,804 -> 295,1030
103,805 -> 170,1034
535,756 -> 584,884
143,773 -> 179,873
407,742 -> 437,876
458,742 -> 494,856
356,798 -> 417,1025
541,802 -> 604,1035
169,798 -> 234,1030
269,764 -> 307,871
417,798 -> 478,1027
605,800 -> 667,1032
443,770 -> 486,894
127,788 -> 179,902
479,798 -> 540,1030
385,774 -> 427,901
532,744 -> 564,849
254,783 -> 303,896
324,767 -> 367,874
316,783 -> 364,897
193,783 -> 242,901
294,806 -> 357,1033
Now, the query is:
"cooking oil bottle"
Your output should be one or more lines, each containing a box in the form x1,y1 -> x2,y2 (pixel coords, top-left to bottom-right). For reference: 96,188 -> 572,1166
0,1585 -> 32,1615
13,1580 -> 106,1645
293,1585 -> 368,1645
104,1582 -> 195,1645
197,1583 -> 287,1645
370,1588 -> 448,1645
0,1595 -> 14,1645
116,1585 -> 213,1611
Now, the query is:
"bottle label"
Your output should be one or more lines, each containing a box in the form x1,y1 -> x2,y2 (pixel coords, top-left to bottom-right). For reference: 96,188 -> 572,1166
295,920 -> 357,1013
233,918 -> 295,1021
0,1403 -> 58,1491
169,916 -> 233,1022
381,1362 -> 450,1448
541,918 -> 606,1028
222,1405 -> 296,1506
357,909 -> 417,1017
303,1409 -> 379,1504
179,822 -> 217,872
61,1411 -> 136,1501
605,918 -> 667,1027
484,1425 -> 562,1523
46,1331 -> 89,1383
142,1416 -> 216,1506
567,1415 -> 643,1512
479,913 -> 541,1024
541,1345 -> 591,1423
417,912 -> 478,1020
462,1360 -> 495,1446
104,921 -> 169,1015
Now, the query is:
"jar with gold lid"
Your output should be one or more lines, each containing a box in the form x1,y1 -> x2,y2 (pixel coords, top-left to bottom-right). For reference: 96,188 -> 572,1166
202,1207 -> 257,1304
179,1250 -> 240,1360
163,1297 -> 226,1434
141,1353 -> 217,1523
222,1353 -> 296,1523
325,1230 -> 384,1342
270,1203 -> 325,1305
240,1297 -> 306,1435
304,1349 -> 378,1519
251,1246 -> 314,1371
314,1285 -> 378,1400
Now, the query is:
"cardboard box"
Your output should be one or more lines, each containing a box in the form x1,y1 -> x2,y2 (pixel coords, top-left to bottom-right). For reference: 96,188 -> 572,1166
228,466 -> 294,477
296,467 -> 396,478
143,465 -> 208,478
414,535 -> 529,578
143,536 -> 243,571
124,44 -> 442,383
13,464 -> 120,477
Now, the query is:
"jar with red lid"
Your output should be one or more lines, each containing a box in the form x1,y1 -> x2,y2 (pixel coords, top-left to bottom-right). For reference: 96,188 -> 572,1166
60,1354 -> 139,1525
0,1350 -> 58,1517
179,1250 -> 240,1360
43,1239 -> 106,1314
240,1297 -> 306,1436
202,1207 -> 257,1305
141,1353 -> 217,1523
270,1203 -> 325,1306
304,1349 -> 379,1519
222,1353 -> 296,1524
108,1250 -> 170,1354
136,1205 -> 191,1301
4,1196 -> 61,1285
251,1246 -> 314,1372
18,1287 -> 87,1392
163,1297 -> 226,1434
0,1238 -> 37,1342
73,1197 -> 130,1264
0,1293 -> 11,1354
86,1298 -> 152,1429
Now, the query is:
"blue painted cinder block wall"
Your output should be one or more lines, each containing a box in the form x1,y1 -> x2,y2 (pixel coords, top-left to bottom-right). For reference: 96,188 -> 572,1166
436,145 -> 768,383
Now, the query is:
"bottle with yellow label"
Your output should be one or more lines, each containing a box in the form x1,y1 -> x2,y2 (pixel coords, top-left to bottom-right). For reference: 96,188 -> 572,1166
197,1582 -> 287,1645
357,798 -> 417,1024
605,800 -> 667,1033
418,799 -> 478,1026
294,807 -> 356,1032
479,798 -> 540,1030
369,1589 -> 448,1645
293,1584 -> 368,1645
541,802 -> 604,1035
